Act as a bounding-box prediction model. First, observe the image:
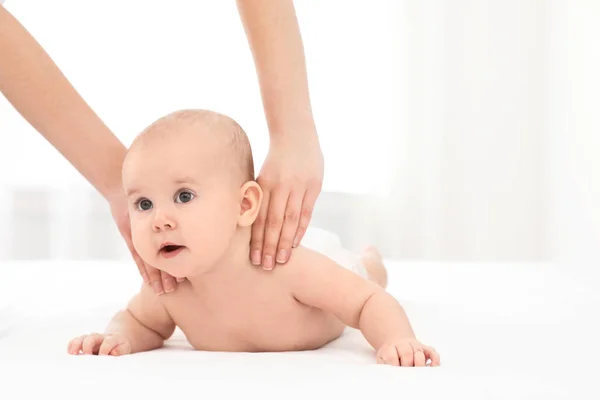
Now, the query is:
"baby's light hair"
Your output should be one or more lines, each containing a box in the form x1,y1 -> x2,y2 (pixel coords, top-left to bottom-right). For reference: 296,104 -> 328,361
130,109 -> 255,183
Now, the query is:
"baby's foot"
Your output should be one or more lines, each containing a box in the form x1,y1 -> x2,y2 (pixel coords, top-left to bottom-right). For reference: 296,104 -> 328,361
361,246 -> 387,288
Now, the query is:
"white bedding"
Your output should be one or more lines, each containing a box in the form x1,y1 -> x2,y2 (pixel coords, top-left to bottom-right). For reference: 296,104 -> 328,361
1,258 -> 599,399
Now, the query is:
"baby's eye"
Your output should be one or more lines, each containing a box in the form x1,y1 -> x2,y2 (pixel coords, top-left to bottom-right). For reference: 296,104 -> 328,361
136,199 -> 153,211
175,190 -> 195,204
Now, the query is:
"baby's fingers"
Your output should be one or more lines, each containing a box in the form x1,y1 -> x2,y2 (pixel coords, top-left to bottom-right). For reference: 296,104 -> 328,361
411,343 -> 427,367
424,345 -> 441,366
376,344 -> 400,366
98,336 -> 123,356
68,336 -> 86,355
82,333 -> 105,355
397,343 -> 415,367
109,342 -> 131,356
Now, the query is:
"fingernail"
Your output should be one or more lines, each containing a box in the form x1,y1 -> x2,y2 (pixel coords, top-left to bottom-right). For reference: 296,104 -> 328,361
176,277 -> 185,283
152,281 -> 164,295
276,249 -> 287,263
292,237 -> 299,248
263,255 -> 273,270
141,272 -> 150,284
164,281 -> 175,294
251,250 -> 261,265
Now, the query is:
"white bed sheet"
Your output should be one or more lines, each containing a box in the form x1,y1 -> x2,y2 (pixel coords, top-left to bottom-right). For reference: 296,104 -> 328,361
1,259 -> 599,399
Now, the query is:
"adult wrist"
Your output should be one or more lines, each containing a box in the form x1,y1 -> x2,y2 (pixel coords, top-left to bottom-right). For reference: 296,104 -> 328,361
269,123 -> 319,146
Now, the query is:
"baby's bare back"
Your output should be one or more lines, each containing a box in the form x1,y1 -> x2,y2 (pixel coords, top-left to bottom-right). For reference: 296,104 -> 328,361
158,251 -> 345,352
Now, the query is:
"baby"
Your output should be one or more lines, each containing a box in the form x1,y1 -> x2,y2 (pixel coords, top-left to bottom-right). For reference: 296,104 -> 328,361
67,109 -> 440,367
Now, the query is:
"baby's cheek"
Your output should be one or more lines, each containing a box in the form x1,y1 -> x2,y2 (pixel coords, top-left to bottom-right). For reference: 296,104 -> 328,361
194,226 -> 233,257
131,226 -> 152,259
186,206 -> 238,257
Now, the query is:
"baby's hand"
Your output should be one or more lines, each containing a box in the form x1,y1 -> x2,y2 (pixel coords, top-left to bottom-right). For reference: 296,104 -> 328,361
376,338 -> 440,367
68,333 -> 132,356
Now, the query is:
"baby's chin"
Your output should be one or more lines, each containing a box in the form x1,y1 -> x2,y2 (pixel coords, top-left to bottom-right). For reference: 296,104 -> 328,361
156,260 -> 209,280
157,264 -> 196,280
148,250 -> 218,279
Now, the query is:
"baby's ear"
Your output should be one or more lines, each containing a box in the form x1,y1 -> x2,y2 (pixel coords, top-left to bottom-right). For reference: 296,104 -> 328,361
238,180 -> 262,227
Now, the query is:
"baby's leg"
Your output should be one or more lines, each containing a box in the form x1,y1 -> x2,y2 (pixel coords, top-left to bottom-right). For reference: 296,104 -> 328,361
360,247 -> 388,288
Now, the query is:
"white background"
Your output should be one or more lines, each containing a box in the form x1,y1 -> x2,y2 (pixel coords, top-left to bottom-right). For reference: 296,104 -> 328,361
1,0 -> 600,267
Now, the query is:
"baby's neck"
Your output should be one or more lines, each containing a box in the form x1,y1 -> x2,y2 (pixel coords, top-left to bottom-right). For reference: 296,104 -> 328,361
186,229 -> 254,290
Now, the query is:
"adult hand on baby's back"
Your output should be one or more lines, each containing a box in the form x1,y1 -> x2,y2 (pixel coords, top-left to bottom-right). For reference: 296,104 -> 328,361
251,134 -> 324,270
109,193 -> 183,295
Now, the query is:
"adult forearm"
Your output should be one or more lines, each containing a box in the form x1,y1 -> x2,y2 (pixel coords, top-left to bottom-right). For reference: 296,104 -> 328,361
236,0 -> 317,141
0,7 -> 125,200
358,291 -> 417,351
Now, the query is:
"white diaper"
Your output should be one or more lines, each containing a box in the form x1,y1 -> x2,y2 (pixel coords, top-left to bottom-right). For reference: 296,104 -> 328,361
300,227 -> 368,280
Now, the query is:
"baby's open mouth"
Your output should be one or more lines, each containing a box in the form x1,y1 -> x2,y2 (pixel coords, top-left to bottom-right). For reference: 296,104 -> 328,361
161,245 -> 183,253
159,243 -> 185,258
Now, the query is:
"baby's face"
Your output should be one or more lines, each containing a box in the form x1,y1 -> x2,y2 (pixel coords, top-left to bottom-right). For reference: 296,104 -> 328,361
122,131 -> 241,278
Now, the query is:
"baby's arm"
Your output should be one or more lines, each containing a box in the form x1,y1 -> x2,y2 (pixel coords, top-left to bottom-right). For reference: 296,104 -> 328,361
68,284 -> 176,356
288,249 -> 439,366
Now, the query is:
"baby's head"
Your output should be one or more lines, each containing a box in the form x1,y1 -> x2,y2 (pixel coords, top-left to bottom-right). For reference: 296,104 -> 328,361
122,109 -> 262,278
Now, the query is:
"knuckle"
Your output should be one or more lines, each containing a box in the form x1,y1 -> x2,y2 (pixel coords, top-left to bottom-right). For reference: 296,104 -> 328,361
284,209 -> 299,223
148,272 -> 161,281
295,225 -> 305,237
277,237 -> 292,249
266,217 -> 283,228
262,244 -> 277,255
289,178 -> 303,189
278,181 -> 292,191
300,206 -> 313,219
382,349 -> 394,358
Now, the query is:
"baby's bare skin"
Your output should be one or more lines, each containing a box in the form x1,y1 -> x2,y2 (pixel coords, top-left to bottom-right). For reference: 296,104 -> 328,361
159,246 -> 346,353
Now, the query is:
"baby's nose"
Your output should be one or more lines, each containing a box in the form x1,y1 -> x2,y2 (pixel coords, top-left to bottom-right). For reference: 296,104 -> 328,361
152,211 -> 177,232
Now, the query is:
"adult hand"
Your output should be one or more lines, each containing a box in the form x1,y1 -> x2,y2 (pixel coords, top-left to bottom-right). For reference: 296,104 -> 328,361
252,134 -> 324,270
108,192 -> 183,295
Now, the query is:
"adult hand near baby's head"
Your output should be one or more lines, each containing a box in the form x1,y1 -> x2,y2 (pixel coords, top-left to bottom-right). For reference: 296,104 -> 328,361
109,192 -> 183,295
251,133 -> 324,270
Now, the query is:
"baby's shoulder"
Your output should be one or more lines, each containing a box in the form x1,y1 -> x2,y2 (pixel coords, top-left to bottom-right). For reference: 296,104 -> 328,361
281,245 -> 321,270
134,278 -> 194,311
274,245 -> 338,282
